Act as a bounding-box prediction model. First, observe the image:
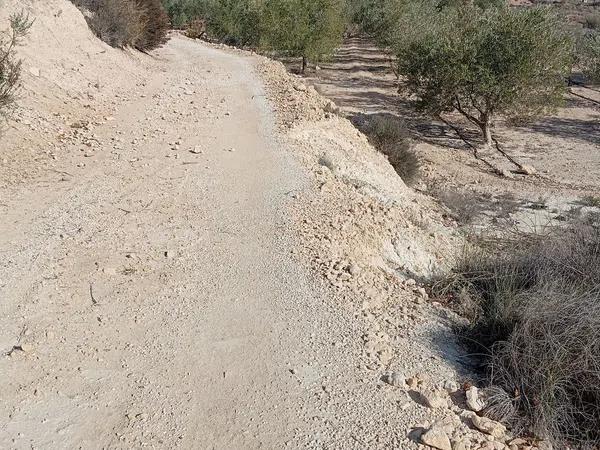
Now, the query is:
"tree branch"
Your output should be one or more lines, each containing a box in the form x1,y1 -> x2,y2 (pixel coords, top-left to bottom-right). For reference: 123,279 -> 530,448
437,114 -> 500,175
454,96 -> 482,127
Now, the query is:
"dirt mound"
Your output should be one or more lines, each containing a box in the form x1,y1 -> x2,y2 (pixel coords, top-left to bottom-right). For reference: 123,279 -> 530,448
0,0 -> 153,186
258,57 -> 457,281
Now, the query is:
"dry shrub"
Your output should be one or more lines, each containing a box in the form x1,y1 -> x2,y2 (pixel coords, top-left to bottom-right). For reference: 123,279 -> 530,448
362,115 -> 420,186
73,0 -> 169,51
433,219 -> 600,447
0,11 -> 33,122
185,18 -> 207,40
489,291 -> 600,446
585,12 -> 600,30
433,190 -> 487,224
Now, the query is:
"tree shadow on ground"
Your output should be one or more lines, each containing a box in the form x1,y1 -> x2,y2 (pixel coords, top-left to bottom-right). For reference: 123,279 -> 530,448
516,116 -> 600,146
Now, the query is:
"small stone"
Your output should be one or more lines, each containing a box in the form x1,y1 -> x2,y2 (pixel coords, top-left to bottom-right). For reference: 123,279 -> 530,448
421,425 -> 452,450
466,386 -> 486,412
478,442 -> 506,450
324,100 -> 339,114
348,263 -> 361,276
415,287 -> 428,299
19,343 -> 34,352
190,146 -> 203,154
294,83 -> 307,92
453,439 -> 470,450
29,67 -> 41,77
471,415 -> 506,438
443,380 -> 460,393
421,389 -> 448,409
381,371 -> 405,387
406,376 -> 419,389
519,164 -> 536,175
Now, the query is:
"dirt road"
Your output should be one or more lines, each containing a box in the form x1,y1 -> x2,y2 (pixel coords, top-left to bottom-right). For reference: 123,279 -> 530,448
0,37 -> 343,449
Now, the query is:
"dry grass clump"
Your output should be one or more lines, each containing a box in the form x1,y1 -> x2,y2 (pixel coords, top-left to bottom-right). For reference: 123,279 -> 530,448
72,0 -> 169,51
0,11 -> 33,122
433,190 -> 488,224
432,219 -> 600,447
362,115 -> 421,186
585,12 -> 600,31
185,18 -> 207,40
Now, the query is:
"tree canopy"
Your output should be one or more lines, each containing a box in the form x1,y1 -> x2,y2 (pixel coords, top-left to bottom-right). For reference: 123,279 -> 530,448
391,3 -> 573,145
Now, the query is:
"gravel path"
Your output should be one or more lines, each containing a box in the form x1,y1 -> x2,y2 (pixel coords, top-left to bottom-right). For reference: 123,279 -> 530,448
0,37 -> 343,449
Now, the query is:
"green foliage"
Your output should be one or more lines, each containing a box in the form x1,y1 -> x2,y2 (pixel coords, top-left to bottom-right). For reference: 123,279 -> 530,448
346,0 -> 392,36
162,0 -> 260,45
163,0 -> 210,28
346,0 -> 505,41
584,12 -> 600,31
207,0 -> 262,46
391,3 -> 573,145
578,32 -> 600,83
260,0 -> 346,69
0,11 -> 33,122
437,0 -> 506,11
161,0 -> 346,61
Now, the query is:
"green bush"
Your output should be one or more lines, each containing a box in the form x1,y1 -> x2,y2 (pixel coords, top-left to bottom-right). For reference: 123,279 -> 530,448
0,11 -> 33,123
584,12 -> 600,31
163,0 -> 210,28
260,0 -> 346,72
578,32 -> 600,83
346,0 -> 394,37
207,0 -> 262,46
391,3 -> 573,147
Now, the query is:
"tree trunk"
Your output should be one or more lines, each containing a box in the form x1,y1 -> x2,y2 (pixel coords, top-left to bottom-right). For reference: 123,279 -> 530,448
479,116 -> 493,147
301,56 -> 307,74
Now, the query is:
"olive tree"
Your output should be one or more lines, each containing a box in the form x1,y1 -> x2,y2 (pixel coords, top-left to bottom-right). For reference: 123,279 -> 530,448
392,3 -> 573,147
260,0 -> 346,72
206,0 -> 262,46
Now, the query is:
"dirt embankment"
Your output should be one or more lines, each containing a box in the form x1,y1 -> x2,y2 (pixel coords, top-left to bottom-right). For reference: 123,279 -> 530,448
0,0 -> 153,187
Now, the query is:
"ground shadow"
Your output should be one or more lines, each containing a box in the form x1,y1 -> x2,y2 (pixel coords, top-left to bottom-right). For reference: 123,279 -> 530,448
517,117 -> 600,146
